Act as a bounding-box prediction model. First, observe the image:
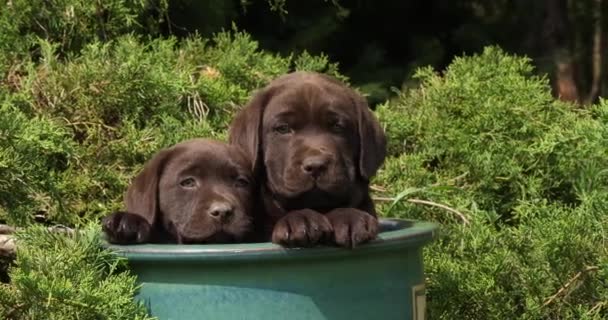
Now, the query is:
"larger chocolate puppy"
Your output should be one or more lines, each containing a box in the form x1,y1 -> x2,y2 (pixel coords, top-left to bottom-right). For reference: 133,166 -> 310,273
102,138 -> 255,244
229,71 -> 387,248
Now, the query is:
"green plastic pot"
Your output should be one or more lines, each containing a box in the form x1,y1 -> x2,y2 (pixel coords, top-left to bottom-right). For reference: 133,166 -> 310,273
107,219 -> 437,320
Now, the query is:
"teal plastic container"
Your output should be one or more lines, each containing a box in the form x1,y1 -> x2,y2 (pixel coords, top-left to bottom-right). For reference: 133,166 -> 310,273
108,219 -> 437,320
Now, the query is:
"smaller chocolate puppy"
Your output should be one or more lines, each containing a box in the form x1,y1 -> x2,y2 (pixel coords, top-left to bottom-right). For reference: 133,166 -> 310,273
102,138 -> 255,244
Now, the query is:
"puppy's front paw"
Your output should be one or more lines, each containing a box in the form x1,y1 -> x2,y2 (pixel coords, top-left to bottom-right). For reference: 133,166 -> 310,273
271,209 -> 333,248
102,211 -> 151,244
326,208 -> 378,249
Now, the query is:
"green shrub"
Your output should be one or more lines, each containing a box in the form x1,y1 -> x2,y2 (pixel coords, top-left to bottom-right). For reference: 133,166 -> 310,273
375,47 -> 608,318
377,47 -> 608,217
0,0 -> 167,53
0,0 -> 168,78
0,224 -> 153,320
423,197 -> 608,319
0,28 -> 344,227
0,100 -> 77,225
0,23 -> 348,318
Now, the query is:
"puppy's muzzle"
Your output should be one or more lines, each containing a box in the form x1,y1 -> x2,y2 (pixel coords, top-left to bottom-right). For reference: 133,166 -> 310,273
301,154 -> 331,178
207,202 -> 234,223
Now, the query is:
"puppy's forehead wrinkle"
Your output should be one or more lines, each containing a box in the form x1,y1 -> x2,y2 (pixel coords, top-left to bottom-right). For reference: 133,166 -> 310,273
165,149 -> 249,180
271,110 -> 297,121
299,81 -> 329,107
266,85 -> 355,122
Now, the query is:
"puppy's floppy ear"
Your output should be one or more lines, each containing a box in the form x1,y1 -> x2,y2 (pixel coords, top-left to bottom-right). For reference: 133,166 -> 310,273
353,93 -> 387,180
228,86 -> 276,174
124,148 -> 173,226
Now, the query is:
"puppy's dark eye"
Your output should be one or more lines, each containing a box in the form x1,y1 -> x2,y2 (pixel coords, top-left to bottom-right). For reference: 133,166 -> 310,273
273,123 -> 292,135
179,177 -> 196,188
330,121 -> 345,133
234,176 -> 250,188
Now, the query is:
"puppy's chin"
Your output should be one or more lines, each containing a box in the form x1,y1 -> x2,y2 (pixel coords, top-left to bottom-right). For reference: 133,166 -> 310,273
269,185 -> 353,213
269,176 -> 352,203
176,230 -> 246,244
179,231 -> 234,244
268,170 -> 352,197
169,219 -> 252,244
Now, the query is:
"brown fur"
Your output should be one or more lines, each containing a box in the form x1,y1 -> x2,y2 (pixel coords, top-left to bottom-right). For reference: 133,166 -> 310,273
229,71 -> 387,248
102,139 -> 255,244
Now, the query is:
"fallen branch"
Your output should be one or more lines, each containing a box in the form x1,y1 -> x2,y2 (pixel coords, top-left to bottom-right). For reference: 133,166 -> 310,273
542,266 -> 600,308
373,196 -> 470,225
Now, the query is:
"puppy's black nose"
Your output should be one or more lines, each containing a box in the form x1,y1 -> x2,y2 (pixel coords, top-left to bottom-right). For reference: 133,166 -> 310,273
208,203 -> 233,221
301,156 -> 329,177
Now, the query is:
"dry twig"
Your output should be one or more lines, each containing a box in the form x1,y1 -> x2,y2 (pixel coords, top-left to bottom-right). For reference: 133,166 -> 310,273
542,266 -> 600,308
407,199 -> 470,225
372,197 -> 470,225
372,196 -> 394,202
370,184 -> 388,193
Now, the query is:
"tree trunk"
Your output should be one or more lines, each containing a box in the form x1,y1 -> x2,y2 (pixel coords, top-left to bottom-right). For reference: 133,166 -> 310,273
585,0 -> 603,104
543,0 -> 580,102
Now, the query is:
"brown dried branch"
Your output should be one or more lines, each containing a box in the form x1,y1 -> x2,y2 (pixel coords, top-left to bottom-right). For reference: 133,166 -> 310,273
542,266 -> 600,308
407,199 -> 470,225
372,197 -> 470,225
370,184 -> 388,193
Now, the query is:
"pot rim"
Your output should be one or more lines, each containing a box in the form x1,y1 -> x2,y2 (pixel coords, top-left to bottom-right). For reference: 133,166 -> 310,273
105,218 -> 438,263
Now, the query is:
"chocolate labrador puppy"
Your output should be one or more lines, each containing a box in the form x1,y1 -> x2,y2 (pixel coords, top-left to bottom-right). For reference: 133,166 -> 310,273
102,138 -> 255,244
229,71 -> 387,248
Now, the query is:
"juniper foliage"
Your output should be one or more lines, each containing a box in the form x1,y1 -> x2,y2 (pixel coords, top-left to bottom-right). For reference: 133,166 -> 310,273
0,5 -> 344,316
0,224 -> 153,319
0,29 -> 343,227
376,47 -> 608,319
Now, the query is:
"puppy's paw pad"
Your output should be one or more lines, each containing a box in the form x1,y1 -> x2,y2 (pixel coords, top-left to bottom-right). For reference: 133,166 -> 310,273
271,209 -> 332,248
102,211 -> 151,244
